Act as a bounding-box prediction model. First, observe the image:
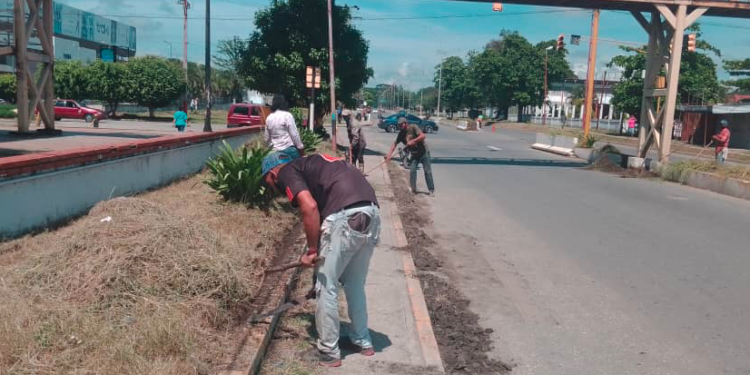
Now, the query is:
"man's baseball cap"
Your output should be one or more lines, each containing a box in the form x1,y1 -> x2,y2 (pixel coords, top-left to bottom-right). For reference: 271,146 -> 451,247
262,151 -> 292,177
720,119 -> 729,127
397,116 -> 407,125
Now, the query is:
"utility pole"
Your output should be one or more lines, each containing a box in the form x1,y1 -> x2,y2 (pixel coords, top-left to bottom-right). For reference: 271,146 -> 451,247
543,46 -> 552,125
420,89 -> 423,117
437,59 -> 443,117
583,9 -> 600,137
179,0 -> 190,112
203,0 -> 212,132
327,0 -> 337,152
595,70 -> 607,130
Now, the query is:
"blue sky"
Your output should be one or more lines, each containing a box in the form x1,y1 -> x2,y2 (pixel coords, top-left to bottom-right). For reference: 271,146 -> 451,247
60,0 -> 750,90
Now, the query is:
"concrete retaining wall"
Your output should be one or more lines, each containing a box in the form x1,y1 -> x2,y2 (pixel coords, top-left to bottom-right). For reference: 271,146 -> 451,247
0,128 -> 260,238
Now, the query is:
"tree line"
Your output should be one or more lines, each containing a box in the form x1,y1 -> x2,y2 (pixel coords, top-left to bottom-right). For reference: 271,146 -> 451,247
432,30 -> 575,121
0,55 -> 244,118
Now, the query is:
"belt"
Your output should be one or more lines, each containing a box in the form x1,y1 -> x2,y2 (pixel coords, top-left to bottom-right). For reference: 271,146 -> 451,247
344,201 -> 376,210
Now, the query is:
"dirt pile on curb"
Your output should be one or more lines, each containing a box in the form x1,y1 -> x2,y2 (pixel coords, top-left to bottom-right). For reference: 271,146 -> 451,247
388,165 -> 511,374
0,174 -> 298,375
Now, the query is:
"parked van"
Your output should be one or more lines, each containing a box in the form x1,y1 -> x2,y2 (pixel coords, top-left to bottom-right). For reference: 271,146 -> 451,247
227,103 -> 270,127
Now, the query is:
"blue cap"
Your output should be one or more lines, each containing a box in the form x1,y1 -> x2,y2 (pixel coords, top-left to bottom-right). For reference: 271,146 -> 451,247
262,151 -> 292,177
720,119 -> 729,127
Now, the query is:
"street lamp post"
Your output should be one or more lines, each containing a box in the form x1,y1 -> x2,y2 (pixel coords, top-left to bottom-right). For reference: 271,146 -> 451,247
543,46 -> 553,126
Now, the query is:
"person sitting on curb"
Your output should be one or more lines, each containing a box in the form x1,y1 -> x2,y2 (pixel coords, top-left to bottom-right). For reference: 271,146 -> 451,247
384,117 -> 435,196
262,152 -> 381,368
712,119 -> 731,165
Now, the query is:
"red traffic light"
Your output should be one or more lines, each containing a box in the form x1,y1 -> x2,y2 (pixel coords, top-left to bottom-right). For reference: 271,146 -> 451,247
556,34 -> 565,51
686,33 -> 696,52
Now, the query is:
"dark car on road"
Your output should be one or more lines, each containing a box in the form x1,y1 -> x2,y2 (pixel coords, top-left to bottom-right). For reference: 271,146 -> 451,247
378,113 -> 438,133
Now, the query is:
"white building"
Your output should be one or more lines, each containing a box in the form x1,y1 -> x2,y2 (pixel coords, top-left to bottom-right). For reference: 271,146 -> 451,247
0,0 -> 136,73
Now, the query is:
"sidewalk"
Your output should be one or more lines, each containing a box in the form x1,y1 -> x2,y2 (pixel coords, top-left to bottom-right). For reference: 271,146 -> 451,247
327,153 -> 443,375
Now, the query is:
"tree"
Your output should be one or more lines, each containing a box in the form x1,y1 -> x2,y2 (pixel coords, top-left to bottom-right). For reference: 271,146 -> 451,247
433,56 -> 469,114
86,61 -> 128,115
214,37 -> 247,72
609,23 -> 723,117
723,58 -> 750,93
0,74 -> 16,103
125,56 -> 185,117
239,0 -> 372,115
55,61 -> 88,101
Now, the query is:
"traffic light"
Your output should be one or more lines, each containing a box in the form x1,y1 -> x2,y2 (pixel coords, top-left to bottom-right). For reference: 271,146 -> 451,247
556,34 -> 565,51
686,33 -> 697,52
570,34 -> 581,46
492,2 -> 503,12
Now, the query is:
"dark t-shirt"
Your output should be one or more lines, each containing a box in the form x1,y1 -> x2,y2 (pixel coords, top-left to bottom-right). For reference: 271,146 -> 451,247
395,124 -> 427,157
276,154 -> 379,219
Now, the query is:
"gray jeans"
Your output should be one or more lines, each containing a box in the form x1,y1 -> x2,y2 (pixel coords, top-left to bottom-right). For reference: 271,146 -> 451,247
410,150 -> 435,193
316,204 -> 381,359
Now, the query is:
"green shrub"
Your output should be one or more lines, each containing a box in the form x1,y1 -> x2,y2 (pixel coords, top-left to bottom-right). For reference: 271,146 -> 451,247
0,104 -> 17,118
290,107 -> 305,127
205,141 -> 271,205
577,134 -> 597,148
299,127 -> 322,153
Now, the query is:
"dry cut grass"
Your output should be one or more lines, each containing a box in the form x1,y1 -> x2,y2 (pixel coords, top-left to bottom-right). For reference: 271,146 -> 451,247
661,160 -> 750,184
0,172 -> 297,375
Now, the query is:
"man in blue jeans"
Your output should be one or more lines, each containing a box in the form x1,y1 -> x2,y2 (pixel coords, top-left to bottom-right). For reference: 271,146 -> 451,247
384,117 -> 435,196
262,152 -> 381,368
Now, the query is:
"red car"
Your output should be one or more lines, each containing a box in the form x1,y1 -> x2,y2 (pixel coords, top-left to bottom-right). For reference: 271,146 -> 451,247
226,103 -> 269,128
53,100 -> 104,123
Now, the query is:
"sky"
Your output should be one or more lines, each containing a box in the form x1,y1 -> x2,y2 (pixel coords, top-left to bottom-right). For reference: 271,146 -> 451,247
59,0 -> 750,90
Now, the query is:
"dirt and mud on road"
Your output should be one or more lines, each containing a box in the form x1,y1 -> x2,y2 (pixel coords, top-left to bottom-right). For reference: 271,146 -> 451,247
388,165 -> 512,374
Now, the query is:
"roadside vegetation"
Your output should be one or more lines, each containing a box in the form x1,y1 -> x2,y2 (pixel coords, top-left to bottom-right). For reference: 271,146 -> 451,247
661,160 -> 750,183
0,169 -> 298,374
0,104 -> 17,118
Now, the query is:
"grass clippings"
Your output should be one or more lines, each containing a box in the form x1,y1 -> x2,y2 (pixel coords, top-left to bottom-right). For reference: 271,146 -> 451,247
388,164 -> 511,374
0,172 -> 298,375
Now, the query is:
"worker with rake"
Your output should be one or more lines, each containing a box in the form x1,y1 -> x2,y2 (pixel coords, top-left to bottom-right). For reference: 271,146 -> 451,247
261,151 -> 381,367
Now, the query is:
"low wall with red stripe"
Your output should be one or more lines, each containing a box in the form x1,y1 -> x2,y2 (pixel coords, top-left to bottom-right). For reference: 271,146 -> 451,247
0,127 -> 261,238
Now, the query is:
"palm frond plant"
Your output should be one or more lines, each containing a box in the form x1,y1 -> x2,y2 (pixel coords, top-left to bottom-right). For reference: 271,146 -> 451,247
205,141 -> 272,205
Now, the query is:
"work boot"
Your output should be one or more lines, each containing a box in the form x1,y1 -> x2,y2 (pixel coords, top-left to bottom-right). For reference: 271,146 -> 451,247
303,348 -> 342,367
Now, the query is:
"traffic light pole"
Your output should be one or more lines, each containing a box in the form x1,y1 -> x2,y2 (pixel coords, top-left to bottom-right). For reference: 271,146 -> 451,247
582,9 -> 600,137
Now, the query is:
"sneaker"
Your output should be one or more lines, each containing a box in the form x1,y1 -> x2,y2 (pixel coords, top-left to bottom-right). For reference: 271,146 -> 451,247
360,346 -> 375,357
303,348 -> 342,367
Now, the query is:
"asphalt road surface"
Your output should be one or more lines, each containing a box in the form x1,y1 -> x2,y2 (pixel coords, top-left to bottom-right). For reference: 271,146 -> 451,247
363,120 -> 750,375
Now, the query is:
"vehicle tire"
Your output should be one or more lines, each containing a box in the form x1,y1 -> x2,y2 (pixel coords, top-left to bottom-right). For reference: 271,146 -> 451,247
84,114 -> 94,123
387,124 -> 397,133
424,125 -> 434,133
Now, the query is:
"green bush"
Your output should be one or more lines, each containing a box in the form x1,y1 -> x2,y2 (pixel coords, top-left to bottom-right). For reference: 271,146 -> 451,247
577,134 -> 597,148
0,104 -> 17,118
299,127 -> 322,153
290,107 -> 305,127
0,74 -> 16,102
205,141 -> 271,205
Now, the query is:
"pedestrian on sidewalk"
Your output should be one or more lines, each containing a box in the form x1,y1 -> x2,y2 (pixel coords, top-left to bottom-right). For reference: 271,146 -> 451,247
262,152 -> 381,368
628,115 -> 637,137
342,107 -> 353,141
264,94 -> 305,159
351,125 -> 367,173
712,119 -> 731,164
384,116 -> 435,196
173,107 -> 188,132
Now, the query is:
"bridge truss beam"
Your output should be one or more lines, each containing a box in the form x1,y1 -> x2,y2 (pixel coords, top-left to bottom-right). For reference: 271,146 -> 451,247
635,5 -> 706,162
0,0 -> 55,133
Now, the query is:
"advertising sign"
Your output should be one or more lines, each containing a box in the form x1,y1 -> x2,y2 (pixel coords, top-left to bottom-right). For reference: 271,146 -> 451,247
100,48 -> 114,62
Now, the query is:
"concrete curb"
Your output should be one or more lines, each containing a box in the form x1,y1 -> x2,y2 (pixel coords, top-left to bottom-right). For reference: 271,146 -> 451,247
381,165 -> 445,373
674,169 -> 750,201
531,133 -> 578,157
218,245 -> 305,375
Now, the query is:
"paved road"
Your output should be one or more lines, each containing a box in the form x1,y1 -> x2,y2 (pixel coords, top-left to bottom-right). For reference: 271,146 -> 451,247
363,121 -> 750,375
